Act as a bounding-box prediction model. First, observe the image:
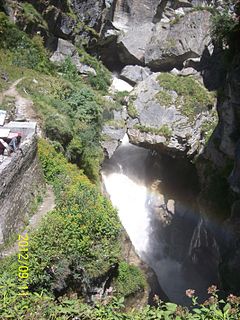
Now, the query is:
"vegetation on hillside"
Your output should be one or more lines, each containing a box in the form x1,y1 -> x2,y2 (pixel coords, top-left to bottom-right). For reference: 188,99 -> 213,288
0,12 -> 113,181
157,73 -> 215,121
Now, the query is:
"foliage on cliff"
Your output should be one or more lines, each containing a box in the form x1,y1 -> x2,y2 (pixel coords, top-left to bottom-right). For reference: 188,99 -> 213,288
210,0 -> 240,46
0,11 -> 113,181
0,12 -> 52,74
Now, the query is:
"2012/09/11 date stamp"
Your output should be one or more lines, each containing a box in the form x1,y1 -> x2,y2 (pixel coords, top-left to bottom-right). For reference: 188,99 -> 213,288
17,233 -> 29,296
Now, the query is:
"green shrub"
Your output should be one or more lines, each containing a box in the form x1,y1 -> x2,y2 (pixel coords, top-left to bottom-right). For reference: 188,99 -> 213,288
211,9 -> 239,45
67,87 -> 103,124
27,139 -> 121,289
114,262 -> 146,297
78,47 -> 111,93
44,114 -> 73,147
0,12 -> 52,73
17,72 -> 104,181
59,56 -> 79,82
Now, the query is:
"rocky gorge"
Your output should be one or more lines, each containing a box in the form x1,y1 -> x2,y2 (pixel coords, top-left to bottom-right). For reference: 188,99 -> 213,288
0,0 -> 240,318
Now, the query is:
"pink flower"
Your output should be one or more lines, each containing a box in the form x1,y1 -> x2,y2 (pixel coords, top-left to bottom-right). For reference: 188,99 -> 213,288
186,289 -> 195,298
207,285 -> 218,295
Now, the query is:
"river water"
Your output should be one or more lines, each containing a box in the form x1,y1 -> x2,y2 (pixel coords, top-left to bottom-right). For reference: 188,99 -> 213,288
101,135 -> 220,305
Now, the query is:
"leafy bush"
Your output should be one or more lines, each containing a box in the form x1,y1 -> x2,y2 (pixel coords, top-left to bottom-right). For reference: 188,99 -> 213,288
59,56 -> 79,82
17,71 -> 104,181
44,114 -> 73,146
0,12 -> 52,73
114,262 -> 146,297
26,140 -> 121,288
211,9 -> 239,46
78,47 -> 111,93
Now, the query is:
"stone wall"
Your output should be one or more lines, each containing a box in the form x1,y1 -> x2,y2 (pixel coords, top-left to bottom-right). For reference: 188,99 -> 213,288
0,122 -> 45,244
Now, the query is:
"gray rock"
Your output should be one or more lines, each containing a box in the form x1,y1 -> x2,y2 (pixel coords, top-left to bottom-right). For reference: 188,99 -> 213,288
99,1 -> 213,71
145,10 -> 212,70
71,0 -> 106,29
101,105 -> 127,158
101,126 -> 126,158
126,72 -> 216,156
178,67 -> 198,76
120,65 -> 152,85
50,39 -> 96,76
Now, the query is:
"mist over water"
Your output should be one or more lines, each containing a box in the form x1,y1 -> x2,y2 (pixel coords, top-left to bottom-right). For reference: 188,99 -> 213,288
102,135 -> 220,305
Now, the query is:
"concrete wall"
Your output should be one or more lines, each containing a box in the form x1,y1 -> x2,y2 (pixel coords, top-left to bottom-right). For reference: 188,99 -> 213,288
0,122 -> 45,244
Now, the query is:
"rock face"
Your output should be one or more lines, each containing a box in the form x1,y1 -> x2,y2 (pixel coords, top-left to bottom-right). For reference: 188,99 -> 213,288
200,51 -> 240,189
3,0 -> 216,73
126,72 -> 216,157
195,20 -> 240,292
98,0 -> 214,70
101,103 -> 127,158
0,122 -> 45,244
145,11 -> 212,70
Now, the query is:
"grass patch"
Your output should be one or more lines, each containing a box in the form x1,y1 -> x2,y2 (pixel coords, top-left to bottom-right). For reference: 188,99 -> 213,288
201,111 -> 218,142
190,5 -> 216,15
0,96 -> 15,112
105,119 -> 126,129
157,73 -> 215,121
170,15 -> 181,25
0,12 -> 53,74
20,2 -> 48,29
155,89 -> 174,106
127,102 -> 139,118
134,124 -> 172,138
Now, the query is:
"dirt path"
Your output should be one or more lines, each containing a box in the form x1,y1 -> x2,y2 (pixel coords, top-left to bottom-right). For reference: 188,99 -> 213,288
0,186 -> 55,258
0,78 -> 41,134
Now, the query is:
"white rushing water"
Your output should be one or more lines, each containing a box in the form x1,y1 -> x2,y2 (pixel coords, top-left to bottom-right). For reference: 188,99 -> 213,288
102,170 -> 186,303
102,172 -> 150,255
102,135 -> 219,304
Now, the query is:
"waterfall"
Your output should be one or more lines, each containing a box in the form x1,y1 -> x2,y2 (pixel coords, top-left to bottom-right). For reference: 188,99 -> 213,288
101,135 -> 220,304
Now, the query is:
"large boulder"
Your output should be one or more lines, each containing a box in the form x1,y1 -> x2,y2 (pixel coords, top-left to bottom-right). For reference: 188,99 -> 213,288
109,77 -> 133,93
120,65 -> 152,85
50,38 -> 96,76
145,10 -> 212,70
126,72 -> 216,157
99,1 -> 213,71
